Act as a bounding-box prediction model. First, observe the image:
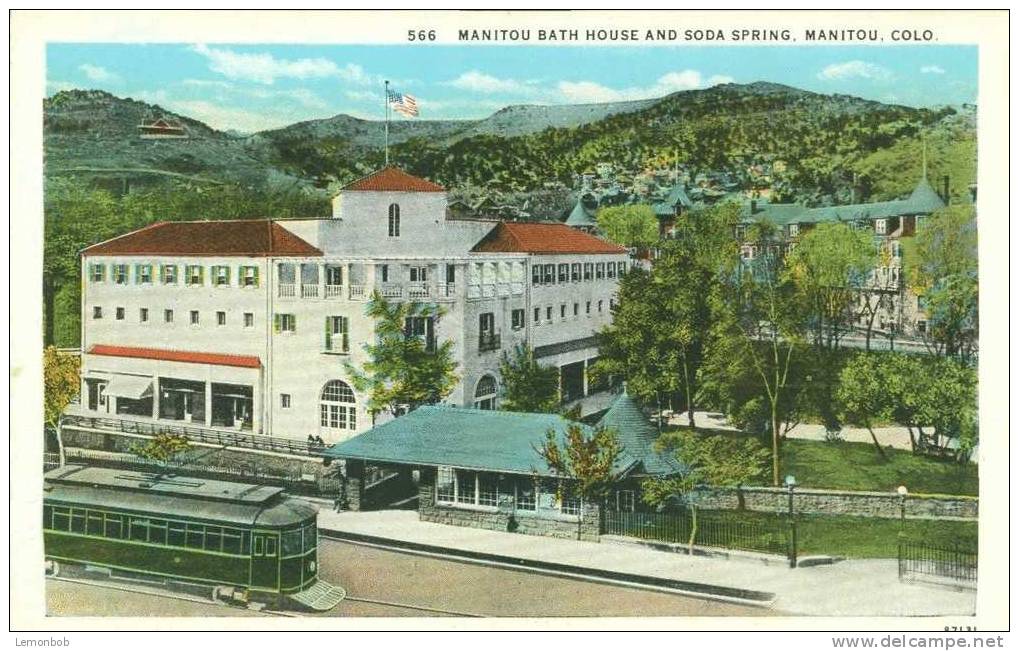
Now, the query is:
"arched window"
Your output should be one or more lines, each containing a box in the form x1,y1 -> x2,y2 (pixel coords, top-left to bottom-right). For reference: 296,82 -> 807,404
388,203 -> 400,237
320,380 -> 357,434
474,375 -> 498,411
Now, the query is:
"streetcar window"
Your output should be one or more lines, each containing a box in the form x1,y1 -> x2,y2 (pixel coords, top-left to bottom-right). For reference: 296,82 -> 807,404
241,531 -> 251,555
185,524 -> 204,549
265,537 -> 277,557
148,520 -> 168,546
129,517 -> 149,542
253,536 -> 264,556
282,529 -> 302,556
43,505 -> 52,529
103,513 -> 123,539
52,507 -> 69,531
70,509 -> 86,534
222,530 -> 242,555
168,524 -> 186,547
303,524 -> 316,553
86,511 -> 103,536
204,526 -> 222,552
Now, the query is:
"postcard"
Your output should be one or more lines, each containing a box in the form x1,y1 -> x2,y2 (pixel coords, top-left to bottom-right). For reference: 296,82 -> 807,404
9,8 -> 1010,640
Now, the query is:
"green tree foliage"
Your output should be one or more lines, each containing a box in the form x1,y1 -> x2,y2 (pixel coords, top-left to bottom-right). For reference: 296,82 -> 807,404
835,353 -> 893,459
537,423 -> 623,528
906,205 -> 978,361
347,291 -> 459,418
132,433 -> 192,464
783,222 -> 877,431
498,344 -> 560,413
43,345 -> 79,430
595,204 -> 659,249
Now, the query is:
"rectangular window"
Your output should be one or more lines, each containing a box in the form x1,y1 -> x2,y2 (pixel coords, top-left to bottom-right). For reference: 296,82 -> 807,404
223,529 -> 242,555
275,313 -> 296,333
596,262 -> 605,280
216,311 -> 226,326
244,312 -> 254,327
113,264 -> 128,284
168,523 -> 186,547
139,308 -> 148,323
573,303 -> 579,317
788,224 -> 800,237
583,263 -> 593,281
598,300 -> 604,313
161,264 -> 178,285
52,507 -> 70,532
607,263 -> 616,279
190,310 -> 200,325
533,307 -> 541,324
103,513 -> 123,539
185,524 -> 204,549
326,265 -> 344,286
135,264 -> 153,284
437,466 -> 455,503
516,480 -> 537,511
618,261 -> 627,276
87,511 -> 103,536
380,264 -> 389,283
875,219 -> 887,235
115,307 -> 125,320
404,316 -> 435,352
69,509 -> 86,534
511,308 -> 525,330
478,475 -> 499,507
546,306 -> 553,321
281,394 -> 291,408
185,265 -> 204,286
204,526 -> 223,552
409,266 -> 428,282
129,516 -> 148,542
558,264 -> 569,283
89,263 -> 105,282
326,315 -> 350,353
560,304 -> 566,319
164,309 -> 174,323
571,263 -> 581,282
531,265 -> 541,285
93,306 -> 102,320
240,265 -> 259,287
543,264 -> 554,284
212,265 -> 230,287
456,470 -> 476,505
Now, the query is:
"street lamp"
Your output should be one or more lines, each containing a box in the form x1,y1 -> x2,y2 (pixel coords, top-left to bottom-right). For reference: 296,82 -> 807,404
785,475 -> 797,569
897,485 -> 908,526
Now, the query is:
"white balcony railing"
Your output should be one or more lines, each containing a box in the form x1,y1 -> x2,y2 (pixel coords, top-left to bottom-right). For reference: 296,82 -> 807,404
379,283 -> 403,299
301,284 -> 319,298
348,284 -> 366,300
482,283 -> 496,298
407,283 -> 430,299
324,284 -> 344,299
467,284 -> 481,300
437,283 -> 456,299
278,283 -> 296,298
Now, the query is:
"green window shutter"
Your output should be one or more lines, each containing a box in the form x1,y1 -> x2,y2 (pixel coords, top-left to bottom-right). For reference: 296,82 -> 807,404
274,314 -> 281,333
324,317 -> 332,351
341,317 -> 349,352
253,266 -> 260,287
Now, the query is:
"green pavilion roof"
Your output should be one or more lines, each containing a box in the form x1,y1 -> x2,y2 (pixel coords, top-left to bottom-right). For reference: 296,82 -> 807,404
565,198 -> 598,227
324,406 -> 640,477
596,391 -> 687,477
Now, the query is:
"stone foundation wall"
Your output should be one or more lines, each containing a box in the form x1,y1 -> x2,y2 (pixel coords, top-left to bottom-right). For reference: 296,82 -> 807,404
61,426 -> 342,494
416,468 -> 601,542
695,486 -> 977,520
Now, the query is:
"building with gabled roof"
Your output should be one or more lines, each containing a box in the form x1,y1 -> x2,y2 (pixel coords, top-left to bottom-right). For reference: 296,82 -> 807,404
70,166 -> 629,450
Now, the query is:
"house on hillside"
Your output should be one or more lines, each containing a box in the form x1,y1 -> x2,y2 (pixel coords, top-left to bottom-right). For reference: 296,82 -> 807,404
137,117 -> 188,139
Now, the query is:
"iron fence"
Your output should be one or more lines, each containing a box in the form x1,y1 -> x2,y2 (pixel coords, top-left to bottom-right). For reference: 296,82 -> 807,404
61,413 -> 327,458
602,508 -> 790,557
898,538 -> 977,584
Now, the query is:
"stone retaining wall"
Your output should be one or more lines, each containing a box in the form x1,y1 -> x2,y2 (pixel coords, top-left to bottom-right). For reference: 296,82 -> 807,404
416,468 -> 601,542
695,486 -> 977,520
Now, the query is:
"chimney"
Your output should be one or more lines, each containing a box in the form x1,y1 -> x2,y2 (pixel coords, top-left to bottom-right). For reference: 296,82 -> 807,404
942,175 -> 950,204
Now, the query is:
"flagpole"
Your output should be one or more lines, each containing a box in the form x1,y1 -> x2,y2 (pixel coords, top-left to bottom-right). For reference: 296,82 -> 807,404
383,79 -> 387,165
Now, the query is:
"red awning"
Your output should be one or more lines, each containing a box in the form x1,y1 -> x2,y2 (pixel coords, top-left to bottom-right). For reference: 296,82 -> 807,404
87,345 -> 261,369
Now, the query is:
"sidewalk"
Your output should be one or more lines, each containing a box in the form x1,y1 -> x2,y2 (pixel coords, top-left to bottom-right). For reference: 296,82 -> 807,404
314,509 -> 976,617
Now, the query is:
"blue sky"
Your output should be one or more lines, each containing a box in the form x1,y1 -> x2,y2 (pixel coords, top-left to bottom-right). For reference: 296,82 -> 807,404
47,43 -> 978,133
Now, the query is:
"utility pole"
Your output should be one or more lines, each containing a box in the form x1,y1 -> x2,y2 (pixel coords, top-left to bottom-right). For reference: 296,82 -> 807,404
384,79 -> 390,166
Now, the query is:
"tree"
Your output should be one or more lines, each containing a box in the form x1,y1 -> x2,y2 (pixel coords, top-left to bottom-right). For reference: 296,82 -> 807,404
784,222 -> 876,432
643,430 -> 769,552
132,433 -> 192,464
906,205 -> 978,361
595,204 -> 659,249
499,344 -> 560,413
347,291 -> 459,418
44,346 -> 80,466
856,245 -> 900,351
835,353 -> 892,459
710,219 -> 807,485
536,423 -> 623,539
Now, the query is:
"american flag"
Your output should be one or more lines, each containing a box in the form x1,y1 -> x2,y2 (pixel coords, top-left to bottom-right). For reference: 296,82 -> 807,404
387,89 -> 419,118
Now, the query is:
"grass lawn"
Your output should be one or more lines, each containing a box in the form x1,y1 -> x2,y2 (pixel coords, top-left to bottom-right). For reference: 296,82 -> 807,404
664,426 -> 978,496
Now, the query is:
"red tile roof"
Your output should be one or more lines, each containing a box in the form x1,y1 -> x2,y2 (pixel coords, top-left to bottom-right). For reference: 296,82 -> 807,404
82,220 -> 322,257
88,345 -> 261,369
471,222 -> 627,255
342,166 -> 445,193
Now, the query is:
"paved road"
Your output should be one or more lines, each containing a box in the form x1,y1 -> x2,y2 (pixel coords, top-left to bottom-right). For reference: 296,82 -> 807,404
47,539 -> 772,618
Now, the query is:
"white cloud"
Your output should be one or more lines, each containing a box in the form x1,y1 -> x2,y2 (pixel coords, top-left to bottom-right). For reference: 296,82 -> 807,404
921,65 -> 946,75
46,79 -> 76,94
446,70 -> 538,95
134,90 -> 307,132
190,44 -> 374,85
78,64 -> 120,83
556,69 -> 734,104
817,60 -> 893,81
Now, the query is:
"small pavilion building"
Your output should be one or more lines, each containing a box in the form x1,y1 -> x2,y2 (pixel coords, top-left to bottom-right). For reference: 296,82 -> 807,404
324,390 -> 684,541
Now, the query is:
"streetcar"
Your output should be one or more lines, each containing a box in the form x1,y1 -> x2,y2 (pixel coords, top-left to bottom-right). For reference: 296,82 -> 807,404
43,464 -> 343,610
